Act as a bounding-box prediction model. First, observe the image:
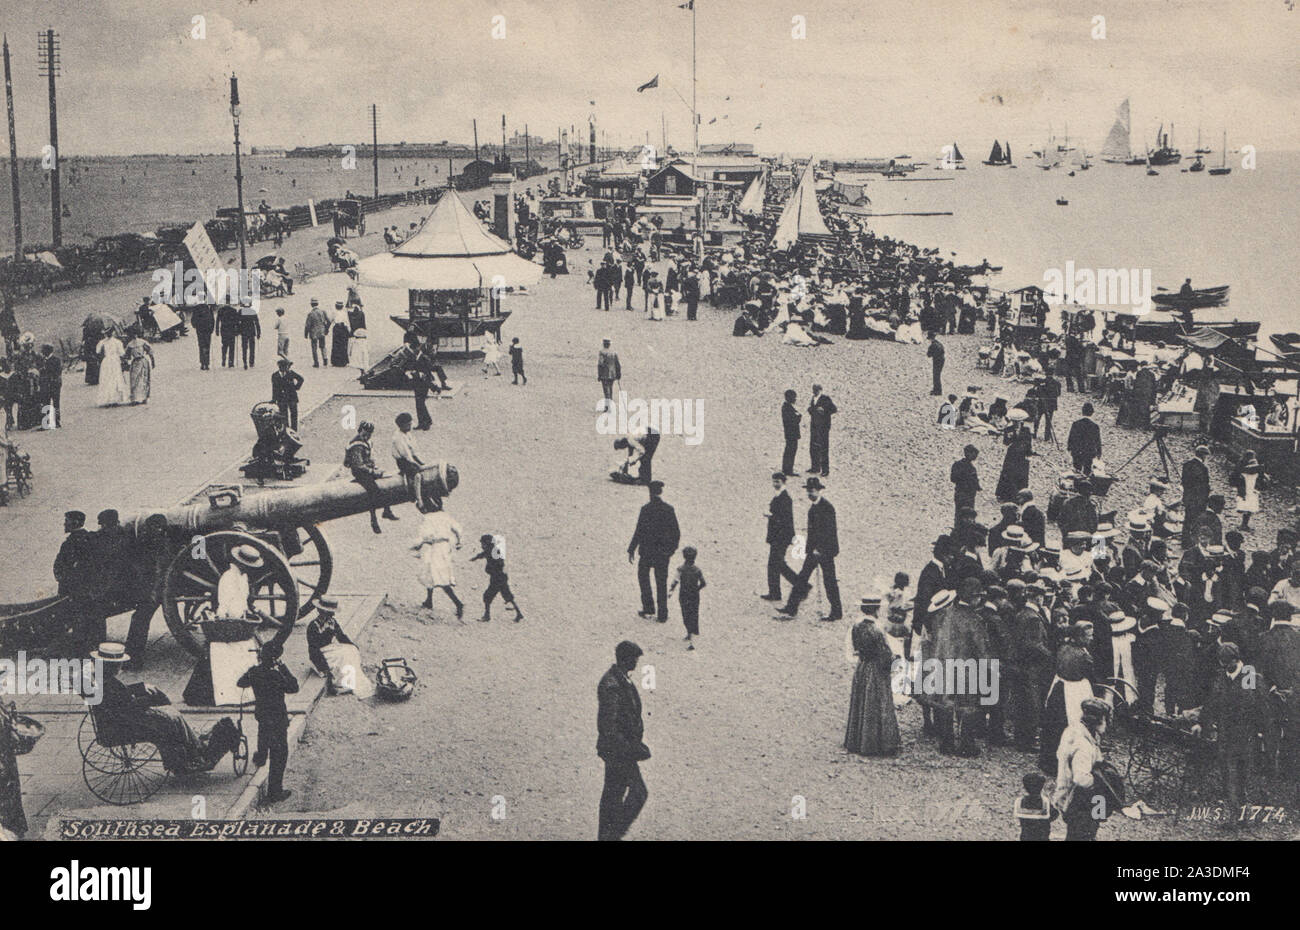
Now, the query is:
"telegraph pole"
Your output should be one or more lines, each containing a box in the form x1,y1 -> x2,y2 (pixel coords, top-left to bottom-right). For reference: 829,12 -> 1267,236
36,28 -> 60,246
4,37 -> 22,263
371,104 -> 379,198
230,74 -> 247,271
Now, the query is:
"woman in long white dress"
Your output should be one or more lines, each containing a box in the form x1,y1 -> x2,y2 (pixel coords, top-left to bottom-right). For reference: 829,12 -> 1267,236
95,334 -> 129,407
412,505 -> 464,617
1232,451 -> 1261,530
480,334 -> 502,377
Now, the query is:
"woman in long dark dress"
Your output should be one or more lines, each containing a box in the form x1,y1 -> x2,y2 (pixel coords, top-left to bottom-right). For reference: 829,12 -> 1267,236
330,304 -> 351,367
844,617 -> 901,756
995,424 -> 1033,502
0,700 -> 28,839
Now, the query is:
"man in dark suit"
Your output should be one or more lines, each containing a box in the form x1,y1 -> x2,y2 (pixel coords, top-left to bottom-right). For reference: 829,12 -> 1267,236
779,477 -> 842,621
216,301 -> 240,368
912,536 -> 952,639
1194,642 -> 1265,820
1017,489 -> 1046,547
270,358 -> 304,431
1066,402 -> 1102,474
1181,445 -> 1212,546
927,331 -> 945,396
780,389 -> 801,476
807,384 -> 837,476
236,640 -> 300,804
53,510 -> 93,597
597,640 -> 651,840
628,481 -> 681,621
37,344 -> 62,428
950,445 -> 981,529
191,303 -> 215,370
1258,602 -> 1300,800
1059,479 -> 1100,537
762,472 -> 799,601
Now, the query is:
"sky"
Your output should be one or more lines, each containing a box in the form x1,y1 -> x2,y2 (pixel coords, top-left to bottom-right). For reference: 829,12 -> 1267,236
0,0 -> 1296,158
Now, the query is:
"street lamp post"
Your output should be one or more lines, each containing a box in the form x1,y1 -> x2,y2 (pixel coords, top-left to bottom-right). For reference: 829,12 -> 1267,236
230,74 -> 247,272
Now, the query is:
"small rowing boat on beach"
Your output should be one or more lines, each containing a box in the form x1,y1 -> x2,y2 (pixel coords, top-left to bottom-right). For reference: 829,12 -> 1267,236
1131,313 -> 1260,342
1269,333 -> 1300,360
1151,284 -> 1229,309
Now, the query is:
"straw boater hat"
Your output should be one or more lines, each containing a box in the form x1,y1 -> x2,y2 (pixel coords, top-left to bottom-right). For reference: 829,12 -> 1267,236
928,590 -> 956,612
1126,512 -> 1151,533
91,642 -> 130,664
1093,522 -> 1120,539
1007,408 -> 1029,422
231,545 -> 264,569
1065,530 -> 1091,548
1148,479 -> 1168,492
1108,609 -> 1136,634
859,595 -> 882,616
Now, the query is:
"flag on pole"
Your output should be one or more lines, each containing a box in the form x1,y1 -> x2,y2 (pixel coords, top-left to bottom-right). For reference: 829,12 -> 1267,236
708,117 -> 717,124
637,74 -> 659,93
678,1 -> 694,9
754,123 -> 762,130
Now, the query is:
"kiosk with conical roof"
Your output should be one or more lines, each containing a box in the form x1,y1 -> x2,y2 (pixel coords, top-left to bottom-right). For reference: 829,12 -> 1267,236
357,190 -> 543,380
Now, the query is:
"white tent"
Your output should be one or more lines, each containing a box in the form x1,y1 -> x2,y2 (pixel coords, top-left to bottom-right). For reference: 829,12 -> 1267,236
771,162 -> 833,250
358,190 -> 542,292
736,171 -> 767,216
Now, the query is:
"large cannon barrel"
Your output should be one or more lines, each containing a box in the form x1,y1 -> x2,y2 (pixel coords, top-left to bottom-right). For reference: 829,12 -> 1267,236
119,463 -> 457,537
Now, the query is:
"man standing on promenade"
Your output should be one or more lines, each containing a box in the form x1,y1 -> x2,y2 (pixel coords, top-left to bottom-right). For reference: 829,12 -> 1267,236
217,300 -> 240,368
191,303 -> 215,371
950,444 -> 981,528
236,640 -> 299,805
304,299 -> 331,368
1181,444 -> 1212,546
271,358 -> 304,431
598,338 -> 621,411
1066,402 -> 1102,475
807,384 -> 837,477
597,640 -> 651,840
37,344 -> 62,429
238,299 -> 261,369
628,480 -> 680,622
781,389 -> 801,476
762,472 -> 799,602
624,263 -> 636,310
779,477 -> 842,622
927,331 -> 945,396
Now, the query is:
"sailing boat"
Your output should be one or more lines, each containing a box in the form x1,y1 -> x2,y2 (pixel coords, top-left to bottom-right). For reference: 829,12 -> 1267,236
1072,146 -> 1091,170
951,142 -> 966,169
1056,123 -> 1076,154
982,140 -> 1011,166
1189,154 -> 1205,172
1195,124 -> 1211,155
1146,151 -> 1158,176
1209,131 -> 1231,176
1100,98 -> 1141,165
1038,141 -> 1060,170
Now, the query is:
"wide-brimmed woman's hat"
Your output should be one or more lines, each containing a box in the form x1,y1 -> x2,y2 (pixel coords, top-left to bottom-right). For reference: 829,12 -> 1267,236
231,545 -> 264,569
91,642 -> 130,664
928,590 -> 956,612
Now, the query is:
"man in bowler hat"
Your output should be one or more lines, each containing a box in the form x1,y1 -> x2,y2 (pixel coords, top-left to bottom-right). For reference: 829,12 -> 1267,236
779,477 -> 842,621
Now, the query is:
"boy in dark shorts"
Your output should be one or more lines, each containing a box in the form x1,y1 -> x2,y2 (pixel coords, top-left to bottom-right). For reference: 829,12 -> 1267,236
509,337 -> 526,386
470,533 -> 523,622
669,546 -> 706,649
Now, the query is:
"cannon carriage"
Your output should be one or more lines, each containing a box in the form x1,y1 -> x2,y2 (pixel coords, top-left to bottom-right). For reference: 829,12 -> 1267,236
0,464 -> 457,659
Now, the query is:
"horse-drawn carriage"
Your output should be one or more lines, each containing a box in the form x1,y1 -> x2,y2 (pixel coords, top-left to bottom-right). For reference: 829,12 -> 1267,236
332,199 -> 366,238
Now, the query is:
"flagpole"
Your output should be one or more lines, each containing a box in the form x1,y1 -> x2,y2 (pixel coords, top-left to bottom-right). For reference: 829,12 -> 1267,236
692,0 -> 701,232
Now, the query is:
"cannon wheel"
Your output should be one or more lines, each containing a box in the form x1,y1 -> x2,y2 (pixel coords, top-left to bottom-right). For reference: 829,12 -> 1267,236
289,524 -> 332,619
161,530 -> 300,657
